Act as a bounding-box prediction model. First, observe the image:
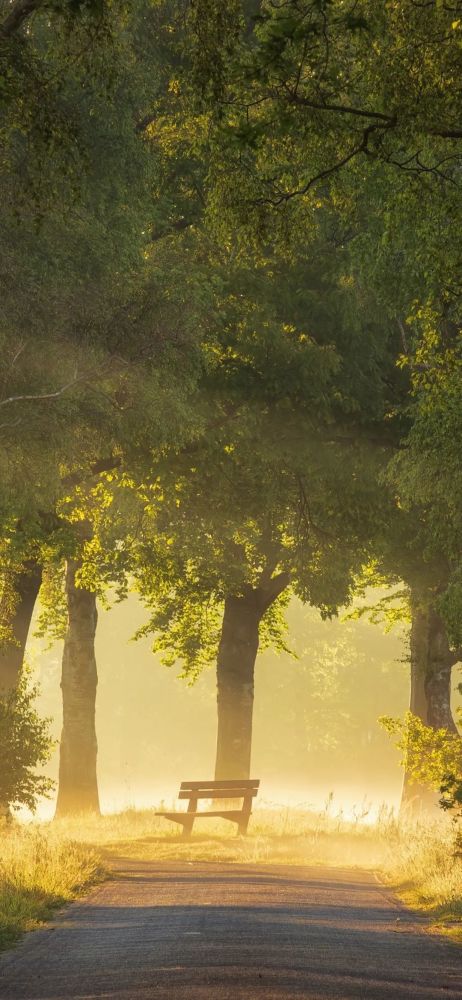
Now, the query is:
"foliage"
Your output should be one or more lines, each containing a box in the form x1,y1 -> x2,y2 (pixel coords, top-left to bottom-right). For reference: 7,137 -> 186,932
191,0 -> 462,640
0,0 -> 214,651
344,579 -> 410,634
389,357 -> 462,642
0,671 -> 55,812
0,532 -> 33,650
201,1 -> 462,235
42,219 -> 398,677
88,405 -> 387,677
380,711 -> 462,794
439,772 -> 462,819
33,562 -> 68,646
0,0 -> 126,210
0,0 -> 209,533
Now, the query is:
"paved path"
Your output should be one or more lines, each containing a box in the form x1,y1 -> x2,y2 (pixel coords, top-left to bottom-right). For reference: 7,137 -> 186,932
1,860 -> 461,999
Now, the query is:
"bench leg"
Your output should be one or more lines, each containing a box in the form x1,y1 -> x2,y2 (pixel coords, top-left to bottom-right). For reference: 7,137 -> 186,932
182,798 -> 197,839
181,816 -> 195,839
237,801 -> 252,836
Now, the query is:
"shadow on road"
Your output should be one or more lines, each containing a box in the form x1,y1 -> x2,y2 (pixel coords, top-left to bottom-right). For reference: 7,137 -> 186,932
1,862 -> 461,1000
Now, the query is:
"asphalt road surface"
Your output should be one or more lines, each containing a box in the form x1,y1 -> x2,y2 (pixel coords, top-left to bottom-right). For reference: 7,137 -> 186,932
1,860 -> 461,999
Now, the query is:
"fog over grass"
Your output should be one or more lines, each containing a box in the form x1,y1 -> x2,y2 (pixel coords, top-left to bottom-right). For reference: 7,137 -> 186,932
21,589 -> 432,821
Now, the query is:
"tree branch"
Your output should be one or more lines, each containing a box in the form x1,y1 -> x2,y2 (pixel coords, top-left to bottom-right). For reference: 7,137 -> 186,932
430,129 -> 462,139
61,455 -> 122,488
283,90 -> 395,124
0,372 -> 88,409
0,0 -> 41,40
256,121 -> 388,206
259,571 -> 290,612
297,474 -> 335,540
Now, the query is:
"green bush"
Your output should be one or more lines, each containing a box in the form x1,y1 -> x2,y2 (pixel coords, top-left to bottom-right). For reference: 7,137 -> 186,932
0,672 -> 55,813
380,711 -> 462,793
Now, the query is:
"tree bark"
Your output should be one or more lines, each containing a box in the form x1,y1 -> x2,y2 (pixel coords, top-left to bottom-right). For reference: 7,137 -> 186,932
425,607 -> 458,732
55,558 -> 100,817
215,592 -> 261,781
401,588 -> 459,814
0,560 -> 42,694
214,573 -> 289,781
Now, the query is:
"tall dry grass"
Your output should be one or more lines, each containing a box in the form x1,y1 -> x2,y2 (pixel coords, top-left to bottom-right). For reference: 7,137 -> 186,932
0,823 -> 103,949
382,816 -> 462,929
52,798 -> 396,868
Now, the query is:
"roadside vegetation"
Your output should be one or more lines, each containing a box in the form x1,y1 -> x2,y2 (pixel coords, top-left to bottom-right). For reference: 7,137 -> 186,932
383,818 -> 462,938
0,823 -> 102,950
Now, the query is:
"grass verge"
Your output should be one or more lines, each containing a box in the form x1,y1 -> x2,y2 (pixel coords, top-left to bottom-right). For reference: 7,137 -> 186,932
0,823 -> 103,950
381,818 -> 462,939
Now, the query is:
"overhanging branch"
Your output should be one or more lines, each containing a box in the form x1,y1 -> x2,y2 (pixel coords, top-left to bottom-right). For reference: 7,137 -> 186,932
259,571 -> 291,612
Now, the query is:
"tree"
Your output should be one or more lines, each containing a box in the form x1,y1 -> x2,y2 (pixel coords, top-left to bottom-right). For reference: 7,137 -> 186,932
199,2 -> 462,220
81,229 -> 396,781
0,0 -> 215,814
354,507 -> 462,812
390,348 -> 462,655
4,0 -> 461,816
55,554 -> 99,816
193,1 -> 462,686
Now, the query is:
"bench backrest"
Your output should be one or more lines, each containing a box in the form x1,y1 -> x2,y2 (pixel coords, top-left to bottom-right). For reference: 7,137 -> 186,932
179,779 -> 259,800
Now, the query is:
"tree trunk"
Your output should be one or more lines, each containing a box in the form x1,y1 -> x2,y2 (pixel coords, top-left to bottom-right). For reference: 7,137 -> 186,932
401,589 -> 459,814
0,560 -> 42,694
215,593 -> 261,781
214,572 -> 290,781
55,558 -> 100,817
425,607 -> 458,732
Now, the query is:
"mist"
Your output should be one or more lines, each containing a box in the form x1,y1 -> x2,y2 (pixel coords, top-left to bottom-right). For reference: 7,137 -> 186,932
27,590 -> 421,820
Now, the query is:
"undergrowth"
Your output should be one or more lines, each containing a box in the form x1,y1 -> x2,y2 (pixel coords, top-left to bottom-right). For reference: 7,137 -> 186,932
382,816 -> 462,936
0,824 -> 103,949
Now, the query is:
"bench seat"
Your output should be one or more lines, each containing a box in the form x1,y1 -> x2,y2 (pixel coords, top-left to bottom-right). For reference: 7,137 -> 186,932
157,810 -> 246,823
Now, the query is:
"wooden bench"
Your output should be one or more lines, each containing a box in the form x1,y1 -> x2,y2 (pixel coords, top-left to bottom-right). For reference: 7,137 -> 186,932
157,779 -> 260,838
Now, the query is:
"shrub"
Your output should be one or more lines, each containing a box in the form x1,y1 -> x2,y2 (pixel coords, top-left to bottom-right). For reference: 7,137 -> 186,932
0,672 -> 55,813
380,711 -> 462,792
